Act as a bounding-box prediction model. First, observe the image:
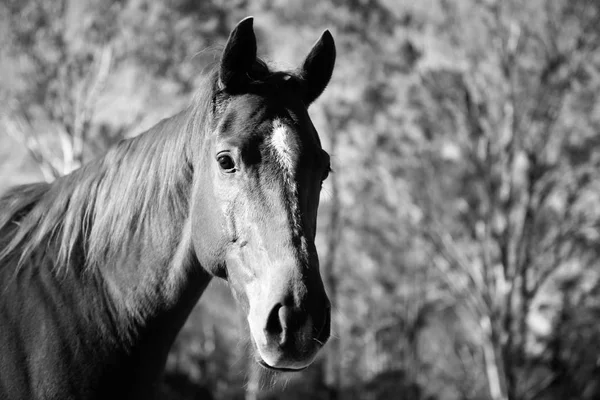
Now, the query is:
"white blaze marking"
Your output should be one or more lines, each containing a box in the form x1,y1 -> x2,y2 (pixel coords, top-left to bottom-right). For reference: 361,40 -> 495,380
269,119 -> 301,234
270,119 -> 294,175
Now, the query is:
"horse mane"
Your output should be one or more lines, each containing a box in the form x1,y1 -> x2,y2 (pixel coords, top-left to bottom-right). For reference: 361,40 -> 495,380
0,70 -> 214,272
0,112 -> 193,272
0,57 -> 302,274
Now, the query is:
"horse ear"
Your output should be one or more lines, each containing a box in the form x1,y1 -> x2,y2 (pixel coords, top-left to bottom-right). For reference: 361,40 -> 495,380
299,30 -> 336,106
219,17 -> 257,91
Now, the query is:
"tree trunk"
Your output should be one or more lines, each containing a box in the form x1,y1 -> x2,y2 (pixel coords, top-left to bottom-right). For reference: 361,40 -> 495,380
481,316 -> 509,400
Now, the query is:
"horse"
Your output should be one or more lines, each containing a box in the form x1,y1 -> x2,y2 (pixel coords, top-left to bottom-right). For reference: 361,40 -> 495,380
0,17 -> 335,400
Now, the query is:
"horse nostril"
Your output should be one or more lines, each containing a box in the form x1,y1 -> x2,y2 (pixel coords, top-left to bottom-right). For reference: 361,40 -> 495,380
278,305 -> 292,332
265,304 -> 305,347
265,303 -> 284,336
277,305 -> 293,346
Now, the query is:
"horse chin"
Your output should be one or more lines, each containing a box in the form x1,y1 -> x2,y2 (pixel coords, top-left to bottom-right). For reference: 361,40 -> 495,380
256,358 -> 308,373
250,340 -> 317,373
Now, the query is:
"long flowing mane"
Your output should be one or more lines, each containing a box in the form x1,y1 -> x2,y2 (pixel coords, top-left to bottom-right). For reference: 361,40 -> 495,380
0,71 -> 216,274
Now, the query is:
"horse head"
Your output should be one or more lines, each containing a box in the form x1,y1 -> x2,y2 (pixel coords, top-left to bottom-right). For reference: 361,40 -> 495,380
190,17 -> 335,372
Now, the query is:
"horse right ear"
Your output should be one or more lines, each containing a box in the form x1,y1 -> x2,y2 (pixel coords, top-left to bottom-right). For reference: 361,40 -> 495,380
219,17 -> 257,92
299,30 -> 336,106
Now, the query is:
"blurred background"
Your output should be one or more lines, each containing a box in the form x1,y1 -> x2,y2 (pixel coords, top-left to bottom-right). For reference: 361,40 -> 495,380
1,0 -> 600,399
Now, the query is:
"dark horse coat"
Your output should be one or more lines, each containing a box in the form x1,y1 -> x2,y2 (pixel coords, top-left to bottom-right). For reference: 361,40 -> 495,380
0,17 -> 334,399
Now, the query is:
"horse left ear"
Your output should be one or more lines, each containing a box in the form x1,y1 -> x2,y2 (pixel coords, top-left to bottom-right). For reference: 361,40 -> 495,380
299,30 -> 336,106
220,17 -> 257,91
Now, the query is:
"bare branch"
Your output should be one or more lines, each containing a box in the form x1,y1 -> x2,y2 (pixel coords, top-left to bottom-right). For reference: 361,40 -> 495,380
2,115 -> 61,182
73,45 -> 113,169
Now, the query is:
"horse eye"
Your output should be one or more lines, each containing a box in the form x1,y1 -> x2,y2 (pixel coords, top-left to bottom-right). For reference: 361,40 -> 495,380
217,154 -> 235,172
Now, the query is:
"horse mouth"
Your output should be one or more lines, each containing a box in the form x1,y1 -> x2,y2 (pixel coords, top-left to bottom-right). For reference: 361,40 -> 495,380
257,359 -> 308,373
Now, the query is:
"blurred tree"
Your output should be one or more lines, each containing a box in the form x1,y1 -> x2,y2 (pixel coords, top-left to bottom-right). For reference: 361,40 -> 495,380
0,0 -> 118,179
408,0 -> 600,399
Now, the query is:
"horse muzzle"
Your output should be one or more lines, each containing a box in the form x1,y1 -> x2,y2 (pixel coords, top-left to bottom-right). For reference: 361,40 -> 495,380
249,302 -> 331,371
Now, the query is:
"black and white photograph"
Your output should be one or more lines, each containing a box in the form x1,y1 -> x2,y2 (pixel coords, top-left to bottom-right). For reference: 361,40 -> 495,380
1,1 -> 599,399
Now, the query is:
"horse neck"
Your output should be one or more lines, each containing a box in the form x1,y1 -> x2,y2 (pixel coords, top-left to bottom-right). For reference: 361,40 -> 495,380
0,103 -> 217,391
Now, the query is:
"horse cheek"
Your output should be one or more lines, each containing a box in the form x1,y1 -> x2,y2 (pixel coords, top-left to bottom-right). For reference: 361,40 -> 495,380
190,190 -> 228,278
